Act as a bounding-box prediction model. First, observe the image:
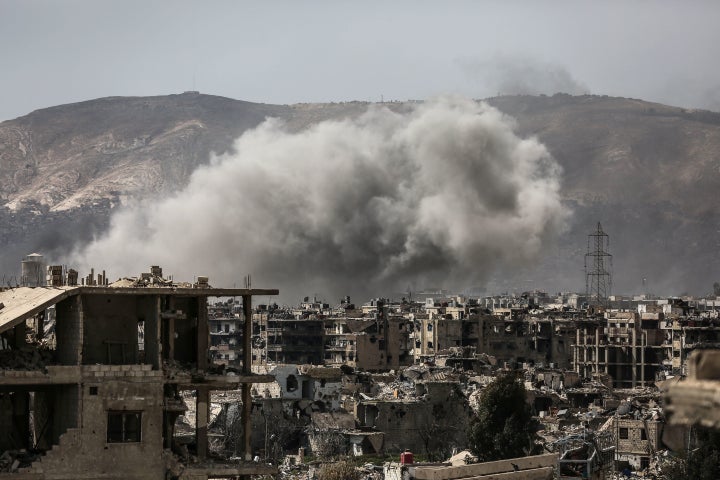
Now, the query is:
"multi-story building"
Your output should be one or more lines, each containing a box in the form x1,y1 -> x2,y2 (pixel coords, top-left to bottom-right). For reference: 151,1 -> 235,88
599,413 -> 663,471
264,317 -> 325,365
208,301 -> 244,366
575,307 -> 670,388
0,273 -> 278,480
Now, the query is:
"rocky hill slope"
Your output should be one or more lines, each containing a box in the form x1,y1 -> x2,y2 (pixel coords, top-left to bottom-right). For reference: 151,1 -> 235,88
1,93 -> 718,295
485,94 -> 720,295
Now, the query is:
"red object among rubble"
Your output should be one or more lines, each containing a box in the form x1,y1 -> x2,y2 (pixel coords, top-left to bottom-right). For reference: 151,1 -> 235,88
400,450 -> 414,465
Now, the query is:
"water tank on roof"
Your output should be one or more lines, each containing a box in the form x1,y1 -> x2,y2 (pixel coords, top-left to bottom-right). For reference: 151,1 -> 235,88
21,253 -> 46,287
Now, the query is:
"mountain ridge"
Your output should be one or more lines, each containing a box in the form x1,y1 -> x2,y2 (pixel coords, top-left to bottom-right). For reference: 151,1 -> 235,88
1,92 -> 718,296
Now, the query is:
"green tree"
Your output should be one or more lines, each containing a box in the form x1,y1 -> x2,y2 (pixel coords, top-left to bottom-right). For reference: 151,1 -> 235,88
467,372 -> 536,462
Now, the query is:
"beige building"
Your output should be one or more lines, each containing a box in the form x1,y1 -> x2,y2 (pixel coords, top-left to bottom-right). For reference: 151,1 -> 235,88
598,415 -> 663,471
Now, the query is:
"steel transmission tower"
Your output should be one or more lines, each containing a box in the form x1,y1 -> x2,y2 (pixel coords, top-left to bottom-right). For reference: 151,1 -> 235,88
585,222 -> 612,307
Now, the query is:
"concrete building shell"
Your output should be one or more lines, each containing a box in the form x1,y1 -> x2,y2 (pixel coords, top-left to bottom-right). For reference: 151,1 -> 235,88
0,284 -> 278,480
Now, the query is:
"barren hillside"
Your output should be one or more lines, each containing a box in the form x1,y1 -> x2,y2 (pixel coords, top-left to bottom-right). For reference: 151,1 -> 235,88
1,93 -> 718,295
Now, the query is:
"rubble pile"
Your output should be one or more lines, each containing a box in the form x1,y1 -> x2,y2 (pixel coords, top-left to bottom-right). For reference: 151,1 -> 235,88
0,347 -> 55,371
0,450 -> 39,473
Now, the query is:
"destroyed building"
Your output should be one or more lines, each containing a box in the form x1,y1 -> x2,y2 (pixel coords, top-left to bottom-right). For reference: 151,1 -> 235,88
263,317 -> 324,365
0,266 -> 278,480
255,299 -> 415,371
249,290 -> 720,392
353,379 -> 473,458
208,300 -> 244,367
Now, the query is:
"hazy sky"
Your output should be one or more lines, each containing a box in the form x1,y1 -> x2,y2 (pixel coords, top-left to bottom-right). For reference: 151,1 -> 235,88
1,0 -> 719,121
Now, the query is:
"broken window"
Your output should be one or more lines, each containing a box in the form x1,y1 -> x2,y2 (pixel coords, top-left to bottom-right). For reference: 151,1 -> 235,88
427,341 -> 433,349
137,320 -> 145,351
107,411 -> 142,443
427,324 -> 433,332
641,429 -> 647,440
286,374 -> 298,392
619,427 -> 628,439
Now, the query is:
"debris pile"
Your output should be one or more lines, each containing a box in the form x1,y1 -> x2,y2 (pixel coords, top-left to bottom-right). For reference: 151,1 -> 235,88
0,347 -> 55,371
0,450 -> 39,473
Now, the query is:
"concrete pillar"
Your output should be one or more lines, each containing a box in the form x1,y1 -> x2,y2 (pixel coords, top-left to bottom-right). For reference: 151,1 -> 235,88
574,328 -> 580,374
166,317 -> 175,362
163,296 -> 176,362
594,327 -> 599,375
242,295 -> 253,461
242,295 -> 252,374
605,343 -> 609,374
13,323 -> 27,349
478,317 -> 484,353
197,297 -> 209,370
36,311 -> 45,342
631,328 -> 637,388
641,331 -> 646,387
196,388 -> 210,460
12,391 -> 30,449
55,296 -> 83,366
144,296 -> 161,369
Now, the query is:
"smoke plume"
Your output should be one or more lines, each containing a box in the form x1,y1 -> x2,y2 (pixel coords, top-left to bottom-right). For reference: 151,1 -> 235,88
460,54 -> 589,97
72,96 -> 569,302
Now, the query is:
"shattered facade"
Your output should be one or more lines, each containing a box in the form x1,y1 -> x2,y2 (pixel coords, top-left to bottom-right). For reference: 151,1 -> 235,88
3,256 -> 720,478
0,270 -> 278,480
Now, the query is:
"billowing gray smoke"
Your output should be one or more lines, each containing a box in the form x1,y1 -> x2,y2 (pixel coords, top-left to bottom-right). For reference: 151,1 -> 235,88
72,96 -> 569,302
459,54 -> 589,97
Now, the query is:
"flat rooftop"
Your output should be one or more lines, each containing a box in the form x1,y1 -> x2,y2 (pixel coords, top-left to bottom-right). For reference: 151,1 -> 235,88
0,286 -> 279,334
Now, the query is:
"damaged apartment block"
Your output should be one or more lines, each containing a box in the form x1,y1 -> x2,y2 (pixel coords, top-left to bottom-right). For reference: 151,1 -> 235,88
0,266 -> 278,480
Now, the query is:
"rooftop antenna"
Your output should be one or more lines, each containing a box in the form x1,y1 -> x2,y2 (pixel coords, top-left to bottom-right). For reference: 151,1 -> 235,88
585,222 -> 612,308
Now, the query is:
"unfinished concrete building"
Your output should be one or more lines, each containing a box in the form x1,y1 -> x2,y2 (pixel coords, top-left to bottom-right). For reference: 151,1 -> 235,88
573,311 -> 664,388
263,317 -> 324,365
0,278 -> 278,480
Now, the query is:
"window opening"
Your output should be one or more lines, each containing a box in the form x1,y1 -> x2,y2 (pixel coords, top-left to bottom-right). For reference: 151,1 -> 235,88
107,411 -> 142,443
